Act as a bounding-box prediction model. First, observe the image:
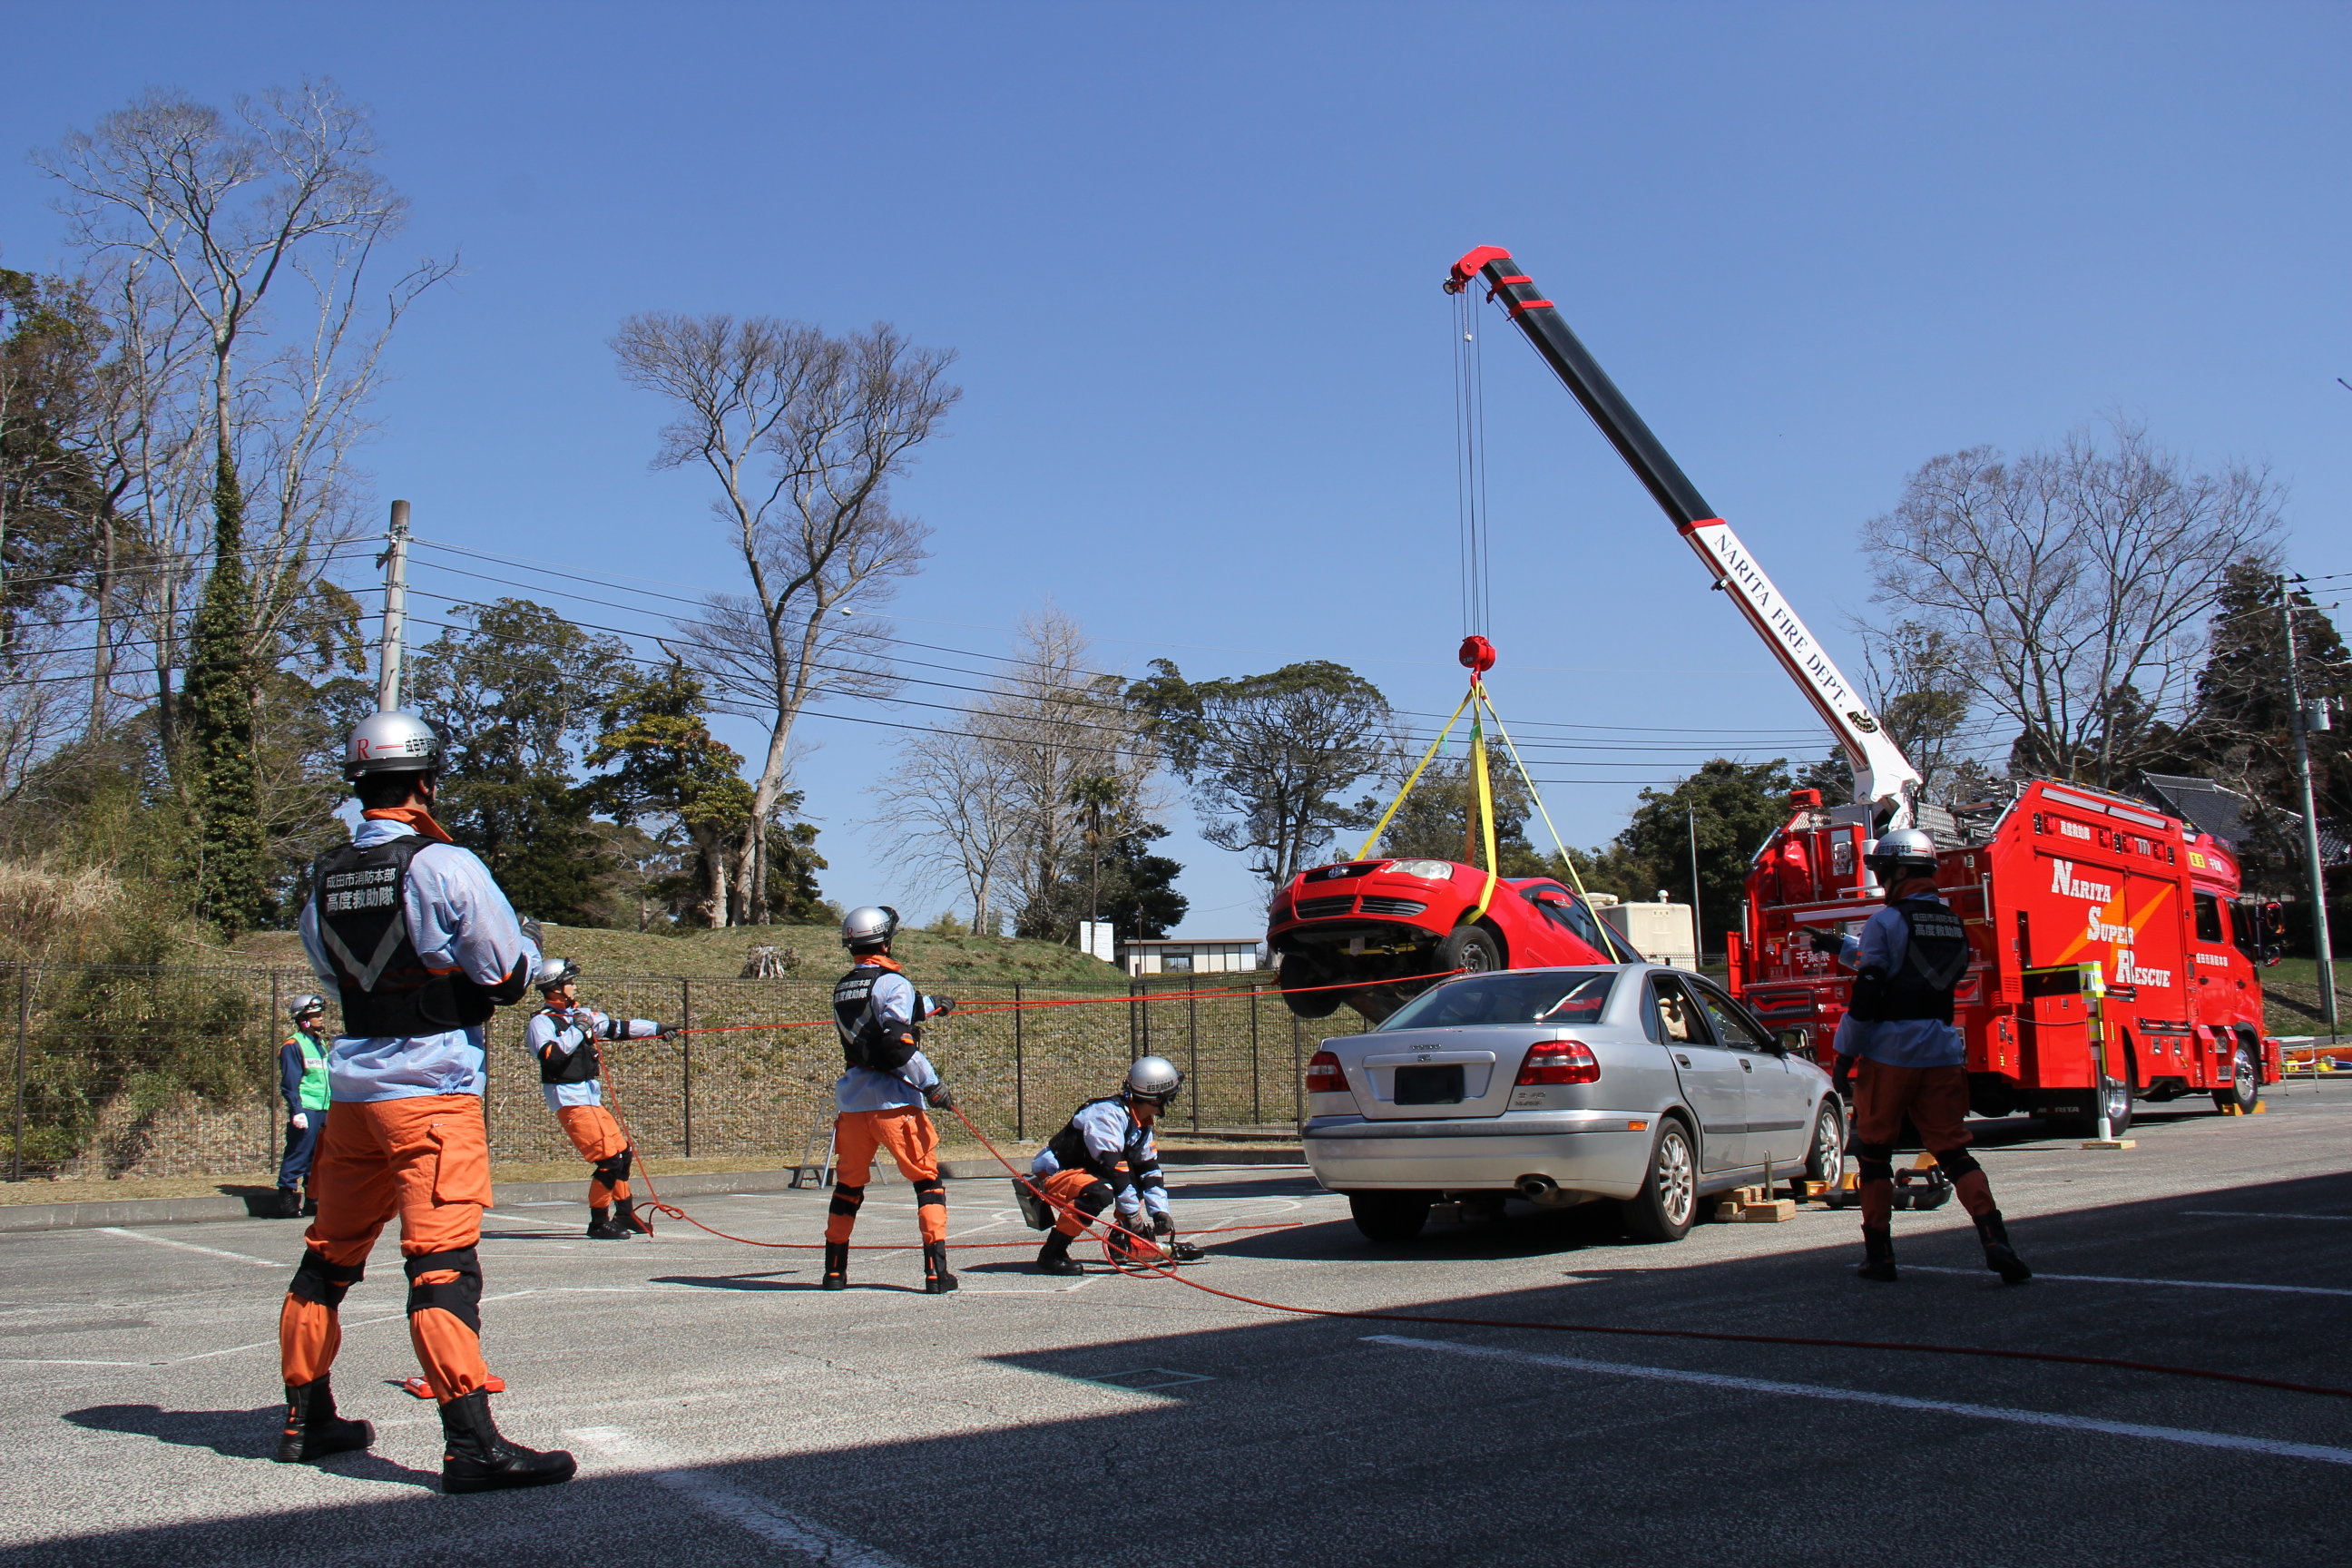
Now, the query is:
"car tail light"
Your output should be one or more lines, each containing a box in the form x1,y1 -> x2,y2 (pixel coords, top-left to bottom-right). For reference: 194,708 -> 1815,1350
1305,1051 -> 1348,1093
1515,1040 -> 1600,1085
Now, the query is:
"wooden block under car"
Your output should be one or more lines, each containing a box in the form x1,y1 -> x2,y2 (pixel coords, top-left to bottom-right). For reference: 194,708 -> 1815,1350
1740,1200 -> 1797,1222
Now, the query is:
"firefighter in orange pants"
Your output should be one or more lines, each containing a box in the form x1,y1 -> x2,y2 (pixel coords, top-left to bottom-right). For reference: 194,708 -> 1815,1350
1816,828 -> 2031,1286
279,711 -> 574,1493
1025,1058 -> 1199,1274
824,906 -> 960,1293
524,958 -> 667,1239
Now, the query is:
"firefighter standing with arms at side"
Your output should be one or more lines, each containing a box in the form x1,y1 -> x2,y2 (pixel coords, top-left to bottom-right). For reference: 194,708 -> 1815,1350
276,711 -> 574,1493
1024,1057 -> 1200,1275
1810,828 -> 2033,1286
825,906 -> 961,1293
524,958 -> 668,1240
274,996 -> 333,1218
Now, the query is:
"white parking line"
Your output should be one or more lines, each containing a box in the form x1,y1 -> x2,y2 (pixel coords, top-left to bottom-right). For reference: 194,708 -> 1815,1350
1902,1265 -> 2352,1298
1366,1336 -> 2352,1467
2184,1211 -> 2352,1222
96,1228 -> 281,1268
567,1426 -> 913,1566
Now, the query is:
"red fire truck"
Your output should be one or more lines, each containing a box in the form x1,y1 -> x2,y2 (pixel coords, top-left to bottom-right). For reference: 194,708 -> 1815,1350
1448,245 -> 2283,1133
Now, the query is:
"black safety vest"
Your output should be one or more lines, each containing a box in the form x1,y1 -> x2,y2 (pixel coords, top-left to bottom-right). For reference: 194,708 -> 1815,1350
1047,1097 -> 1153,1184
1847,897 -> 1972,1024
537,1008 -> 603,1084
310,835 -> 495,1037
833,964 -> 920,1073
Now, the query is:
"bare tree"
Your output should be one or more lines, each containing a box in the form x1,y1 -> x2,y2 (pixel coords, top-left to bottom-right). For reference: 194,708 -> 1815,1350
869,724 -> 1025,936
1860,421 -> 2284,791
612,313 -> 957,925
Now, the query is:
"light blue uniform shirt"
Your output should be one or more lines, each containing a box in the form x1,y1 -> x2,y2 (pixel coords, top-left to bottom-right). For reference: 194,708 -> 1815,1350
299,818 -> 540,1102
1829,893 -> 1967,1071
833,968 -> 944,1113
524,1005 -> 663,1113
1030,1098 -> 1170,1221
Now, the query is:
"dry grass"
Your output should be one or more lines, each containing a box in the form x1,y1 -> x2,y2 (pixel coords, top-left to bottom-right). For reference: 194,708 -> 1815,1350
0,860 -> 123,965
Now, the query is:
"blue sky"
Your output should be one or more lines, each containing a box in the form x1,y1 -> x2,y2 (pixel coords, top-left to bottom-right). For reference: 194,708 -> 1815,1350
4,2 -> 2347,936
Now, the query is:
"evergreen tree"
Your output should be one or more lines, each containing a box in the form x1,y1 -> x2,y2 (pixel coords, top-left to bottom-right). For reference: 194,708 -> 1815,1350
181,455 -> 270,934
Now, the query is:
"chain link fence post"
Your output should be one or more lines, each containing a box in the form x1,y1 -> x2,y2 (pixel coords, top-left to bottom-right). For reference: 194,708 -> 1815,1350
1291,1011 -> 1303,1130
1250,984 -> 1261,1126
1013,981 -> 1024,1142
13,965 -> 28,1182
681,978 -> 694,1158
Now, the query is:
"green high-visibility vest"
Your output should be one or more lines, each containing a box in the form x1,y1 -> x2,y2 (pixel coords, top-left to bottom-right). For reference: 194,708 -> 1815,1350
288,1031 -> 331,1112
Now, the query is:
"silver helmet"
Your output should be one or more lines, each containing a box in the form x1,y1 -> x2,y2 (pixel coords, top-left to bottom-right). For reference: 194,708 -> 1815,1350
533,956 -> 580,992
344,710 -> 443,780
289,995 -> 327,1022
1865,827 -> 1939,880
840,906 -> 900,951
1125,1055 -> 1184,1107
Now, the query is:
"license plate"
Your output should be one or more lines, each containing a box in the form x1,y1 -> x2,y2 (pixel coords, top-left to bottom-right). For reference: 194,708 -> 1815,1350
1394,1064 -> 1465,1105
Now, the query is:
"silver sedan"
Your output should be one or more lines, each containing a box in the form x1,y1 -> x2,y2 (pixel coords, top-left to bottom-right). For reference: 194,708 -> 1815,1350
1300,964 -> 1844,1242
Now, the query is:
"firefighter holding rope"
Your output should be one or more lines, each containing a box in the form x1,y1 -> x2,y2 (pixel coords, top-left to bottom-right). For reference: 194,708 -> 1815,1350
524,958 -> 669,1240
1024,1058 -> 1200,1275
824,906 -> 961,1293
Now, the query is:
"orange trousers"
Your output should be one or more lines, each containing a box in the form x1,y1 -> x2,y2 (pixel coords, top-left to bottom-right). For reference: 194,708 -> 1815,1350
1852,1060 -> 1995,1230
1037,1167 -> 1107,1238
825,1107 -> 946,1245
279,1095 -> 492,1402
557,1102 -> 631,1205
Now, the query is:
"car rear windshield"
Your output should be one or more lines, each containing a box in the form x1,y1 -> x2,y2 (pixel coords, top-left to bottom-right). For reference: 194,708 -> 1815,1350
1377,971 -> 1620,1031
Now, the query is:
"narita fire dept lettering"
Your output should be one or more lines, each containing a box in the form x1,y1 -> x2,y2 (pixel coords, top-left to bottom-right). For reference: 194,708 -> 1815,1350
2049,858 -> 2114,904
321,865 -> 397,914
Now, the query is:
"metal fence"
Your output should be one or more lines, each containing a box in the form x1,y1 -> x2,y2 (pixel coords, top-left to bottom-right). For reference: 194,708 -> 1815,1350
1,962 -> 1368,1181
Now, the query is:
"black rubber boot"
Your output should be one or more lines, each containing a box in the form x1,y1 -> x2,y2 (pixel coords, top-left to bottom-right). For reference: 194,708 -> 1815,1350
438,1388 -> 576,1494
1035,1231 -> 1081,1277
820,1240 -> 848,1290
1856,1228 -> 1897,1282
276,1375 -> 374,1464
922,1240 -> 958,1294
1975,1209 -> 2034,1285
585,1206 -> 629,1240
275,1188 -> 301,1219
612,1199 -> 651,1235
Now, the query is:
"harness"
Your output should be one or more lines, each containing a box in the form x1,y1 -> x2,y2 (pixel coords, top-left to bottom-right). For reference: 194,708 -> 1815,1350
537,1007 -> 603,1085
833,960 -> 920,1073
1847,897 -> 1972,1024
311,835 -> 498,1036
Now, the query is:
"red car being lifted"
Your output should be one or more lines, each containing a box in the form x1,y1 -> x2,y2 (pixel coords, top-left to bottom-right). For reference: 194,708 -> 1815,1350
1269,858 -> 1634,1022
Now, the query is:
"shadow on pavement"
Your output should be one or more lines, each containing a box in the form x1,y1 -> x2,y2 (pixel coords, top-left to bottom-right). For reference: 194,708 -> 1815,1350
62,1403 -> 438,1489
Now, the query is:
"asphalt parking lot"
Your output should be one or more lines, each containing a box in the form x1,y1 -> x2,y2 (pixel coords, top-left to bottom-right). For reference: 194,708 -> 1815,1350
5,1082 -> 2351,1568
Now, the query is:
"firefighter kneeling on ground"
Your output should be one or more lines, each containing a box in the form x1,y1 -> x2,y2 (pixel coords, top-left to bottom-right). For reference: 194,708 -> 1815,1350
1025,1057 -> 1203,1275
825,906 -> 961,1294
1809,828 -> 2032,1286
525,958 -> 668,1240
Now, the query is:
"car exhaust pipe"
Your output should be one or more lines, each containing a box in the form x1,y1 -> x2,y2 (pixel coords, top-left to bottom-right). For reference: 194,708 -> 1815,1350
1517,1175 -> 1561,1202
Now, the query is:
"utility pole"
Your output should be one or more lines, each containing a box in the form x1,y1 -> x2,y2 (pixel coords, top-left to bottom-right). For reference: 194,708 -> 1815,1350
2281,574 -> 2339,1031
1687,805 -> 1704,967
375,499 -> 412,712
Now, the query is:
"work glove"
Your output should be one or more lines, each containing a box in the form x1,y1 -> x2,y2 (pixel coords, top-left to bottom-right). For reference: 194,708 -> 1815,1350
290,1112 -> 309,1131
1149,1213 -> 1175,1240
927,996 -> 956,1020
1832,1054 -> 1856,1100
1806,927 -> 1844,956
925,1081 -> 956,1112
653,1022 -> 674,1038
521,917 -> 544,949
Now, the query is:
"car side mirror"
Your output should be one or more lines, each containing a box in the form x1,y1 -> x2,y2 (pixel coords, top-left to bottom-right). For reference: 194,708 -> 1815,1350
1775,1027 -> 1810,1057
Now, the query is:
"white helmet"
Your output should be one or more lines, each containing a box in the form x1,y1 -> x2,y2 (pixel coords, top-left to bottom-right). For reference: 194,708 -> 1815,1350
533,956 -> 580,992
1865,828 -> 1938,880
841,906 -> 899,951
1125,1055 -> 1184,1107
345,710 -> 443,780
289,995 -> 327,1022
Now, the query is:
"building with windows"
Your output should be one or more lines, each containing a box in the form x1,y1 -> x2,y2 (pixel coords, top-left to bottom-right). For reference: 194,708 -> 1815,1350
1116,937 -> 1266,977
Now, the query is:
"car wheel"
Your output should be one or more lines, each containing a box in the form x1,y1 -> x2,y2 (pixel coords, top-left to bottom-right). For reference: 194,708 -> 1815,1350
2213,1046 -> 2258,1114
1802,1100 -> 1844,1196
1348,1191 -> 1432,1244
1435,924 -> 1503,976
1617,1119 -> 1696,1242
1278,954 -> 1346,1019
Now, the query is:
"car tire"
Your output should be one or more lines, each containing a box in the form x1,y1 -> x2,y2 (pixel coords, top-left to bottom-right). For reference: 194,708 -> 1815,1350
1278,954 -> 1346,1019
1617,1119 -> 1697,1242
1348,1191 -> 1432,1244
1435,924 -> 1503,977
1802,1100 -> 1844,1195
2213,1046 -> 2258,1114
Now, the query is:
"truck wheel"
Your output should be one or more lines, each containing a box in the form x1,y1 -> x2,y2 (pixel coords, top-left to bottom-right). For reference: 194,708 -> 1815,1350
1618,1120 -> 1697,1242
2097,1074 -> 2134,1136
1348,1191 -> 1432,1243
1435,924 -> 1503,976
2213,1047 -> 2258,1114
1802,1101 -> 1845,1194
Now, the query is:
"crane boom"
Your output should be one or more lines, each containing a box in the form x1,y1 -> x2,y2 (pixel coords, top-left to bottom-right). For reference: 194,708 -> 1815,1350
1446,246 -> 1920,828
